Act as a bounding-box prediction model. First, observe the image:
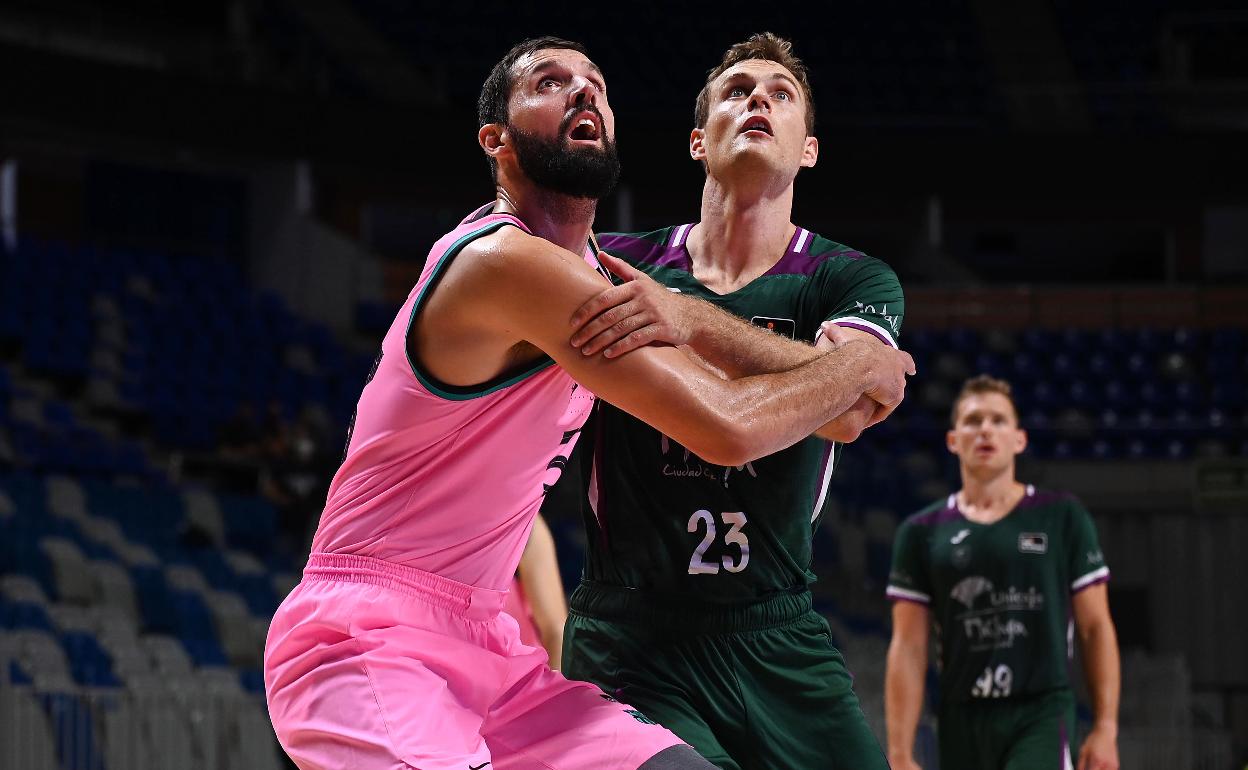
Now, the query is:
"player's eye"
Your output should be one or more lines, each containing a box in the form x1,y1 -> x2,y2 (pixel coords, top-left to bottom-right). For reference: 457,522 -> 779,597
539,77 -> 561,91
774,90 -> 792,101
728,86 -> 747,98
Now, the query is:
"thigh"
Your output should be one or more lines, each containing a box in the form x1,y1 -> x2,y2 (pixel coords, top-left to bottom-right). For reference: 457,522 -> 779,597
1002,692 -> 1076,770
483,658 -> 685,770
266,580 -> 502,770
937,704 -> 996,770
562,614 -> 739,769
734,617 -> 888,770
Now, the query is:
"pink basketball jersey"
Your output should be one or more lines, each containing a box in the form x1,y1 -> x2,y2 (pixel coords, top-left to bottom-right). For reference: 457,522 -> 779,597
310,207 -> 598,589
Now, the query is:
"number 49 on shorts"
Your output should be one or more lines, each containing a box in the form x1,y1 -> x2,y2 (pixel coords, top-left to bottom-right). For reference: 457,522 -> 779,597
686,510 -> 750,574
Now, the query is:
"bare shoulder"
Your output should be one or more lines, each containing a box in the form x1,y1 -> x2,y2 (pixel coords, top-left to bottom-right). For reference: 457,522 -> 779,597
463,226 -> 589,276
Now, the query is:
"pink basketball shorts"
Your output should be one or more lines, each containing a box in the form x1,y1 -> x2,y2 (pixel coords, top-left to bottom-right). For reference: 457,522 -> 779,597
264,553 -> 684,770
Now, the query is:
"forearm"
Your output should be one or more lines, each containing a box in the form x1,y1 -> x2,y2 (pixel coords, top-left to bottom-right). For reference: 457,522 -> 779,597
885,645 -> 927,760
1080,622 -> 1121,733
677,301 -> 878,441
698,341 -> 879,463
537,618 -> 565,670
684,297 -> 822,378
517,517 -> 569,669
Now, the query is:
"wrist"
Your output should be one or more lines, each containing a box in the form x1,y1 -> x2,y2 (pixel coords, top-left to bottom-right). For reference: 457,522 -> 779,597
1091,718 -> 1118,738
683,297 -> 719,349
887,748 -> 915,764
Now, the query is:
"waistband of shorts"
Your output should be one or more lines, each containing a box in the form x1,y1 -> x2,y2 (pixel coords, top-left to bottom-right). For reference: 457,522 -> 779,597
303,552 -> 506,621
569,580 -> 814,633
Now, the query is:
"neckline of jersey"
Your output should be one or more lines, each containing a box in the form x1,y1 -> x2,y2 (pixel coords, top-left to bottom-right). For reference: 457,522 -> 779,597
948,484 -> 1036,527
669,222 -> 810,298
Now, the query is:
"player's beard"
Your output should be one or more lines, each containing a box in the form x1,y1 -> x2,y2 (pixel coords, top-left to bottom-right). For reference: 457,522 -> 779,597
508,113 -> 620,200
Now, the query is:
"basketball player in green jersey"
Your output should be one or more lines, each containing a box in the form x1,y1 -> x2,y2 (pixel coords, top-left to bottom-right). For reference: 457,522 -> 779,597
559,33 -> 901,769
885,375 -> 1120,770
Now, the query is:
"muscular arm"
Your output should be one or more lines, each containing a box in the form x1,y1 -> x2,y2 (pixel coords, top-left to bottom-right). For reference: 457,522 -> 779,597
1073,584 -> 1121,770
446,229 -> 910,466
885,600 -> 930,770
569,254 -> 896,442
670,316 -> 882,442
516,516 -> 568,670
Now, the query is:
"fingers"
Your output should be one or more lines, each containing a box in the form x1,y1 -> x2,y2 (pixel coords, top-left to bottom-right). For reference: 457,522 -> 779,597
864,346 -> 915,409
581,312 -> 656,356
602,324 -> 664,358
817,321 -> 855,348
570,284 -> 639,338
863,398 -> 895,429
572,300 -> 643,352
598,251 -> 642,282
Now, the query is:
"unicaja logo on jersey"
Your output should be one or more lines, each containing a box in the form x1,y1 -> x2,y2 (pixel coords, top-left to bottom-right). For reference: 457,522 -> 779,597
951,576 -> 993,608
951,576 -> 1043,650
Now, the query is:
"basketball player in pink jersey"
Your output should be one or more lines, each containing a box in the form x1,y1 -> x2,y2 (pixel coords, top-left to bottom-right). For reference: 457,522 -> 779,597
264,36 -> 915,770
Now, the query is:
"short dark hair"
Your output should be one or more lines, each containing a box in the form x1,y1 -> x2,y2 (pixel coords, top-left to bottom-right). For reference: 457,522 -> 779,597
694,32 -> 815,135
951,374 -> 1020,426
477,36 -> 590,180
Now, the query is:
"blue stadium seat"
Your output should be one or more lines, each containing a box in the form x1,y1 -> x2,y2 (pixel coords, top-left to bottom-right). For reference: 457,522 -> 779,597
1,600 -> 54,632
1052,352 -> 1085,380
60,632 -> 120,688
1011,351 -> 1045,380
1088,351 -> 1119,378
239,668 -> 266,695
37,691 -> 105,770
1103,380 -> 1137,410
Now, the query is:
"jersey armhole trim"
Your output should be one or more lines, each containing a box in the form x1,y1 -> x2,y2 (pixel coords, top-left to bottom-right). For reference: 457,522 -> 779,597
824,316 -> 899,349
1071,566 -> 1110,593
404,220 -> 556,401
886,585 -> 931,604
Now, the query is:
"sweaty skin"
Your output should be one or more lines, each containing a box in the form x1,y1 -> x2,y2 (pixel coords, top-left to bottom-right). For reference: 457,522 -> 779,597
415,224 -> 911,466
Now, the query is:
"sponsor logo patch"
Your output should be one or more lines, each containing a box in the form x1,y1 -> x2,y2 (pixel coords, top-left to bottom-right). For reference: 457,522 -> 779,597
751,316 -> 796,339
1018,533 -> 1048,554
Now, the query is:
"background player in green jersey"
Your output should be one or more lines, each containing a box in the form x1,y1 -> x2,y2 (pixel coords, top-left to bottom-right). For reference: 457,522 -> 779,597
884,375 -> 1121,770
559,33 -> 904,769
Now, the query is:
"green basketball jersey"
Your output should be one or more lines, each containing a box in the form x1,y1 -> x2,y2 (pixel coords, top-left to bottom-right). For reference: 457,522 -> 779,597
582,224 -> 904,604
887,486 -> 1110,704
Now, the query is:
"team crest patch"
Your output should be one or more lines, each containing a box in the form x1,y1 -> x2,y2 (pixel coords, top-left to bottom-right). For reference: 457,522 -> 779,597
751,316 -> 796,339
1018,533 -> 1048,554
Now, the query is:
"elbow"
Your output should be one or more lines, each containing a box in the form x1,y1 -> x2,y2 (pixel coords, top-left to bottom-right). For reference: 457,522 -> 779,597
821,422 -> 864,444
683,422 -> 759,467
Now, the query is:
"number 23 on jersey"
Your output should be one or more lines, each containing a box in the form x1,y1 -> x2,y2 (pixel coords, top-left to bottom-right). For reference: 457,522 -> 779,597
687,510 -> 750,575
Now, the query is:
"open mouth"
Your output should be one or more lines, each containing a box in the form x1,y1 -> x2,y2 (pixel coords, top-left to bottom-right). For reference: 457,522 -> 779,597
568,112 -> 601,141
740,116 -> 773,136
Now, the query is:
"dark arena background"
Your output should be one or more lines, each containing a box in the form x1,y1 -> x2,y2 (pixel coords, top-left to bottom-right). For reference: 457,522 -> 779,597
1,1 -> 1246,768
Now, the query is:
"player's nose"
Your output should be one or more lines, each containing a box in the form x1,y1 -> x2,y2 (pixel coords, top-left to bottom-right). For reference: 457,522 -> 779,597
569,76 -> 598,107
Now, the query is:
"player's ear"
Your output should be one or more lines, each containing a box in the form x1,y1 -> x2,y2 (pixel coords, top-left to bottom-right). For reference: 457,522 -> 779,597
480,123 -> 508,160
1014,427 -> 1028,455
800,135 -> 818,168
689,128 -> 706,162
945,428 -> 958,455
